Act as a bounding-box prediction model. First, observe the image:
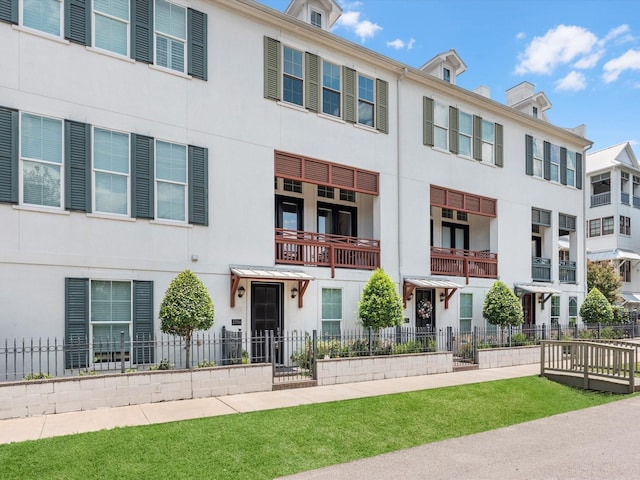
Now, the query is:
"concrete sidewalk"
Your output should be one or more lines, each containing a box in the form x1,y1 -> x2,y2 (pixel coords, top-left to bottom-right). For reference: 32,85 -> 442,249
0,364 -> 539,445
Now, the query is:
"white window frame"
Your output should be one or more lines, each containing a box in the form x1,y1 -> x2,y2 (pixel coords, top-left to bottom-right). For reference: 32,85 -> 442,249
322,60 -> 341,117
602,216 -> 614,235
433,102 -> 448,150
154,139 -> 188,222
310,9 -> 322,28
153,0 -> 187,74
90,279 -> 133,364
282,45 -> 304,107
550,295 -> 560,326
19,111 -> 64,209
357,74 -> 375,128
566,150 -> 576,187
620,215 -> 631,236
321,287 -> 342,337
458,111 -> 472,158
550,144 -> 560,182
533,137 -> 544,178
459,293 -> 472,332
92,127 -> 130,216
20,0 -> 64,37
92,0 -> 130,57
442,67 -> 451,83
481,120 -> 495,164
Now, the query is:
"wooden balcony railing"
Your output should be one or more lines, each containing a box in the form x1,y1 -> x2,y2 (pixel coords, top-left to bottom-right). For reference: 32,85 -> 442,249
430,247 -> 498,284
275,229 -> 380,278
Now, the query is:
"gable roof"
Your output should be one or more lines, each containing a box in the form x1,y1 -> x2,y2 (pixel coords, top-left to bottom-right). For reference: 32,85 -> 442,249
587,142 -> 639,173
285,0 -> 343,28
419,49 -> 467,76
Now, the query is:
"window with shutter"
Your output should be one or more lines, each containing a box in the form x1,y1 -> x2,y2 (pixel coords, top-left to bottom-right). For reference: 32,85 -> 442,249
132,0 -> 153,63
357,74 -> 374,127
187,8 -> 207,80
423,97 -> 434,147
154,0 -> 186,73
65,278 -> 90,369
133,280 -> 155,364
376,78 -> 388,134
155,140 -> 187,222
0,0 -> 18,24
188,145 -> 208,226
305,52 -> 320,112
93,127 -> 129,215
322,61 -> 341,117
65,0 -> 91,45
25,0 -> 63,36
65,120 -> 91,212
0,107 -> 18,204
131,133 -> 154,219
264,36 -> 281,101
93,0 -> 129,56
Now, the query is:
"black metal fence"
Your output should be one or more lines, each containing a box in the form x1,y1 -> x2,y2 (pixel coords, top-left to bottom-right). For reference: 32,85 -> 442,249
2,322 -> 639,382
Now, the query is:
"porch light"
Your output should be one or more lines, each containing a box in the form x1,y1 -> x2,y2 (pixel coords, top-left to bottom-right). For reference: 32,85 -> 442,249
439,292 -> 445,302
291,287 -> 299,299
237,286 -> 245,298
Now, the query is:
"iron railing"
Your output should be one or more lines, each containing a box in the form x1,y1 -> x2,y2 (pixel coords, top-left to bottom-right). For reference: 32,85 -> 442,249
559,260 -> 577,283
590,191 -> 611,207
532,256 -> 551,281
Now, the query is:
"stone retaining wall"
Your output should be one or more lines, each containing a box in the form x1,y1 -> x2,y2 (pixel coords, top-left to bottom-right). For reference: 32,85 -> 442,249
477,345 -> 540,369
0,364 -> 272,420
316,352 -> 453,386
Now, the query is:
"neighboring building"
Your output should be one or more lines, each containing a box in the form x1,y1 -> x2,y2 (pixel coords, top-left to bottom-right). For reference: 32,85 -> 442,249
0,0 -> 591,367
586,142 -> 640,312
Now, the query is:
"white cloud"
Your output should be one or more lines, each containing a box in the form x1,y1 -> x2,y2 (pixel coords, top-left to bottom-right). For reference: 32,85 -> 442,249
600,24 -> 631,45
555,71 -> 587,92
386,37 -> 415,50
516,32 -> 526,40
603,49 -> 640,83
573,52 -> 603,69
515,25 -> 598,75
334,6 -> 382,42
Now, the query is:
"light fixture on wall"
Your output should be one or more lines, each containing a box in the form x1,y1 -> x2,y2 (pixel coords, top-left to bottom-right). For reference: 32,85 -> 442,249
237,286 -> 245,298
439,292 -> 445,302
291,287 -> 299,299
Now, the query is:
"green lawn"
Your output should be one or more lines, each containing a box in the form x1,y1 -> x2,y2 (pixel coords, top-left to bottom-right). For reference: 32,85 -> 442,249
0,376 -> 627,479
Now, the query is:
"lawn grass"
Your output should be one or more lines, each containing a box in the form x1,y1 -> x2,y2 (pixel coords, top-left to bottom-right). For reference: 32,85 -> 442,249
0,376 -> 627,479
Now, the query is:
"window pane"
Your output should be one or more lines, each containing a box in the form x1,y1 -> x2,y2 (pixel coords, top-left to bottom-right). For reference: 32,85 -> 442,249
459,136 -> 471,156
21,114 -> 62,164
23,0 -> 61,36
322,288 -> 342,320
283,47 -> 303,78
358,101 -> 373,127
91,281 -> 131,323
358,75 -> 374,102
533,138 -> 544,160
157,181 -> 186,221
283,76 -> 303,105
323,89 -> 340,117
322,320 -> 341,337
434,126 -> 447,150
95,172 -> 128,214
434,103 -> 448,128
23,160 -> 61,207
323,61 -> 340,90
94,14 -> 128,56
460,293 -> 473,319
94,0 -> 129,20
95,129 -> 129,173
155,0 -> 185,39
156,141 -> 186,182
459,112 -> 472,135
482,142 -> 494,162
481,120 -> 494,142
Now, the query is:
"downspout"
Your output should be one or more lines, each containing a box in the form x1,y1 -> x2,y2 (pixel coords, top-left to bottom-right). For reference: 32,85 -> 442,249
582,142 -> 594,307
397,67 -> 408,295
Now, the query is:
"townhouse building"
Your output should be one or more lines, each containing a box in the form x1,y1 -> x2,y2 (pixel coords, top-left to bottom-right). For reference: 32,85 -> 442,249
586,143 -> 640,314
0,0 -> 591,368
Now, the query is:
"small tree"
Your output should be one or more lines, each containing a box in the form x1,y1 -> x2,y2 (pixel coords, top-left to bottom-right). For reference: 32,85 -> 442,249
587,260 -> 622,305
482,280 -> 523,328
580,287 -> 614,325
358,269 -> 403,331
160,270 -> 215,368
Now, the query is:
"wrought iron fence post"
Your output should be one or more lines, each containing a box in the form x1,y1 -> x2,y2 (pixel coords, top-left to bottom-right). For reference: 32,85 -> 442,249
446,326 -> 453,351
368,327 -> 373,356
573,322 -> 578,339
312,330 -> 318,380
120,331 -> 125,373
472,326 -> 478,363
598,322 -> 602,339
270,330 -> 276,374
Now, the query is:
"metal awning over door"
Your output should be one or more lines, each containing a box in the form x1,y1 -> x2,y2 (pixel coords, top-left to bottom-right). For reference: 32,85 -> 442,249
230,267 -> 314,308
403,277 -> 464,309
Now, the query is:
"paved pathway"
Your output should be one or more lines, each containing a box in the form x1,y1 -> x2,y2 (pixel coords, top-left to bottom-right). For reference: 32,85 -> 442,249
0,364 -> 539,445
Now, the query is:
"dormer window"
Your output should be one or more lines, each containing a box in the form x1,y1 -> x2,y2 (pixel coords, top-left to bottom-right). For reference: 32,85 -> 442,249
443,67 -> 451,83
533,106 -> 538,118
311,10 -> 322,28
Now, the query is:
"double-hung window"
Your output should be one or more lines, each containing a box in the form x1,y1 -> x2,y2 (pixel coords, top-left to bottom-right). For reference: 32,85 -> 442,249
154,0 -> 186,73
22,0 -> 62,36
459,293 -> 472,332
566,150 -> 576,187
310,10 -> 322,28
620,215 -> 631,236
155,140 -> 187,222
458,111 -> 472,157
532,138 -> 544,177
357,74 -> 374,127
283,46 -> 304,106
20,113 -> 63,208
568,296 -> 578,325
91,280 -> 132,362
588,219 -> 601,237
93,127 -> 129,215
322,61 -> 341,117
602,216 -> 614,235
550,144 -> 560,182
481,120 -> 495,163
93,0 -> 130,56
321,288 -> 342,337
433,102 -> 448,150
550,296 -> 560,326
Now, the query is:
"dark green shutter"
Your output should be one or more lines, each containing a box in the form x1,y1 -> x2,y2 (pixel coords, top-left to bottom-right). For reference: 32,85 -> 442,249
187,9 -> 207,81
305,52 -> 320,113
65,278 -> 89,369
263,37 -> 281,101
131,134 -> 154,219
473,115 -> 482,161
576,152 -> 583,190
543,141 -> 551,180
65,120 -> 91,212
65,0 -> 90,45
0,107 -> 18,204
495,123 -> 503,167
525,135 -> 534,176
423,97 -> 434,146
342,66 -> 356,123
448,106 -> 458,153
376,78 -> 388,134
188,145 -> 208,226
131,0 -> 153,63
560,147 -> 567,185
0,0 -> 18,24
133,280 -> 154,364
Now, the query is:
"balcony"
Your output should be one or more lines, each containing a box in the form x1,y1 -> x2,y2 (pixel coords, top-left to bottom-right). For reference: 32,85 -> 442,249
275,228 -> 380,278
590,192 -> 611,207
430,247 -> 498,284
559,260 -> 577,283
532,257 -> 551,282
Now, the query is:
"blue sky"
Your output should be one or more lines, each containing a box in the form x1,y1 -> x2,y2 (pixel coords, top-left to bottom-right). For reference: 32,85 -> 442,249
259,0 -> 640,152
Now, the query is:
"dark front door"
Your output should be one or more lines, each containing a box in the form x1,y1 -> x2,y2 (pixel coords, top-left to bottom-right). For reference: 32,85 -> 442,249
251,283 -> 283,363
523,293 -> 535,328
416,289 -> 436,330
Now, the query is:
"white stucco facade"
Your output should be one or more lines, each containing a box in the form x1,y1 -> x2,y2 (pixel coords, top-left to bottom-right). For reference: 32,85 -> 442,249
0,0 -> 591,353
